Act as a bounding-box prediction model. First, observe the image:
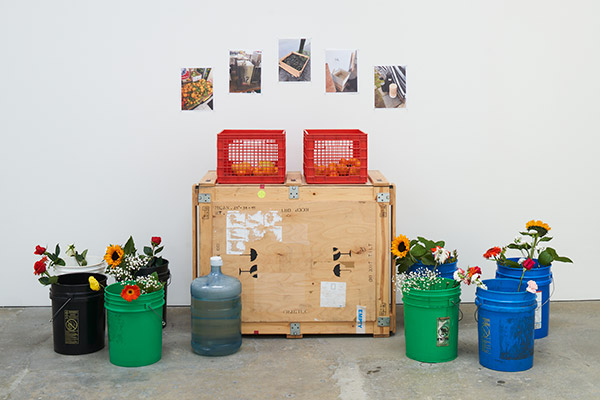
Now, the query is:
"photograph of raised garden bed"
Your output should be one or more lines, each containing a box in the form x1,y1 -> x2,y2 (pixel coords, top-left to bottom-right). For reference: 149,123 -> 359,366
279,38 -> 311,82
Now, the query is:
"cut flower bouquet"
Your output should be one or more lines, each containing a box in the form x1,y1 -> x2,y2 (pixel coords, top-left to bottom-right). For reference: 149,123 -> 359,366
104,236 -> 166,281
391,234 -> 458,274
33,243 -> 88,285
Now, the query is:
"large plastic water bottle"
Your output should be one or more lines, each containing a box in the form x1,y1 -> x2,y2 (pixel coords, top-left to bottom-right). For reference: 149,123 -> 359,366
191,256 -> 242,356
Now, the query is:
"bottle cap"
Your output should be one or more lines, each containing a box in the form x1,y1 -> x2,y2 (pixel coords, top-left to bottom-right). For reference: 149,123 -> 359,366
210,256 -> 223,267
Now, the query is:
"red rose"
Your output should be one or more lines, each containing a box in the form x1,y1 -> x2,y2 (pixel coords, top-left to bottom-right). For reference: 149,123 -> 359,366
523,258 -> 535,271
151,237 -> 161,246
34,245 -> 46,255
483,246 -> 501,259
34,257 -> 48,275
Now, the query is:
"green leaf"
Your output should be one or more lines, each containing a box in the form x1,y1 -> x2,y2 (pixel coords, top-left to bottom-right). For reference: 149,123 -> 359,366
503,259 -> 521,268
545,247 -> 572,263
538,250 -> 553,266
539,236 -> 553,242
55,244 -> 60,256
420,254 -> 435,266
123,236 -> 136,255
55,258 -> 66,266
48,276 -> 58,284
82,249 -> 88,259
434,241 -> 445,248
38,277 -> 51,285
155,246 -> 164,254
410,244 -> 426,258
143,246 -> 153,257
554,256 -> 573,263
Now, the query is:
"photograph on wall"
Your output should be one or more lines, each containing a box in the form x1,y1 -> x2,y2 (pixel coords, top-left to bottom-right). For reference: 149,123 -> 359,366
229,50 -> 262,93
325,49 -> 358,93
374,65 -> 406,108
278,38 -> 311,82
181,68 -> 213,111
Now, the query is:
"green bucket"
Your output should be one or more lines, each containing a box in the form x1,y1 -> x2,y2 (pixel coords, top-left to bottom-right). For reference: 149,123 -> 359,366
104,282 -> 165,367
403,278 -> 461,363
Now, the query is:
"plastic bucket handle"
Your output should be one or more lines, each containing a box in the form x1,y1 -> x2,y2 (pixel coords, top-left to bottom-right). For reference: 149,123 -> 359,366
49,296 -> 72,322
146,304 -> 167,328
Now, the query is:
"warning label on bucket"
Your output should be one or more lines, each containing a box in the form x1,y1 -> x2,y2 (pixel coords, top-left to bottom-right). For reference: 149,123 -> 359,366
437,317 -> 450,347
535,291 -> 542,330
64,310 -> 79,345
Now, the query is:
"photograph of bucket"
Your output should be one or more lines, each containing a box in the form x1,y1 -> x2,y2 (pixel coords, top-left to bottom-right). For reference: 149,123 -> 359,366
374,65 -> 406,109
325,49 -> 358,93
278,38 -> 311,82
229,50 -> 262,93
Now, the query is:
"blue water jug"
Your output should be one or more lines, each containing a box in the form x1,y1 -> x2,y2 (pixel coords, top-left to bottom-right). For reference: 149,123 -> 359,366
191,256 -> 242,356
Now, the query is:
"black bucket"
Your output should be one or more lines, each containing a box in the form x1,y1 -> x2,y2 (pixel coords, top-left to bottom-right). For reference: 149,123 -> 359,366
135,260 -> 170,327
49,272 -> 107,355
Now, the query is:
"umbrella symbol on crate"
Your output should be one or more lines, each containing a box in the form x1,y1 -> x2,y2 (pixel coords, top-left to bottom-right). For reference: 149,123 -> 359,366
239,265 -> 258,278
333,264 -> 352,277
240,248 -> 258,262
333,247 -> 352,261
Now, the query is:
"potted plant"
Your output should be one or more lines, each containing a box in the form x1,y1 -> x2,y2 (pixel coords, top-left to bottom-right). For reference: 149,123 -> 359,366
392,234 -> 484,363
104,236 -> 171,325
103,272 -> 165,367
392,234 -> 459,279
483,219 -> 572,338
32,244 -> 107,355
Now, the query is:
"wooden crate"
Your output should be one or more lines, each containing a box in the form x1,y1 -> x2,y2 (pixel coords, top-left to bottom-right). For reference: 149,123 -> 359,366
193,171 -> 396,338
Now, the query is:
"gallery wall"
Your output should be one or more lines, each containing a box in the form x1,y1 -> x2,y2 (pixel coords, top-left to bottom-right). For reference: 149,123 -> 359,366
1,0 -> 599,306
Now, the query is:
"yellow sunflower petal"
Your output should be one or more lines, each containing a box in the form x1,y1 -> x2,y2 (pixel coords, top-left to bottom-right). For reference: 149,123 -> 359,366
104,244 -> 124,268
391,235 -> 410,259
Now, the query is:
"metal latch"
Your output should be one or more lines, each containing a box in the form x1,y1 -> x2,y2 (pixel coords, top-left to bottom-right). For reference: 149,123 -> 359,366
289,186 -> 299,200
198,193 -> 211,203
376,193 -> 390,203
290,322 -> 301,336
377,317 -> 390,327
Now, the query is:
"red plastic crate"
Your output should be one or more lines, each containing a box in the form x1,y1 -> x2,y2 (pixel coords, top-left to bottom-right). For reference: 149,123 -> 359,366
303,129 -> 368,184
217,130 -> 286,184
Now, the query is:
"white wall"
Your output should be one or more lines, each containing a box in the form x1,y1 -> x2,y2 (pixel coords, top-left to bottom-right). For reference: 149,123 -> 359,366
2,0 -> 599,306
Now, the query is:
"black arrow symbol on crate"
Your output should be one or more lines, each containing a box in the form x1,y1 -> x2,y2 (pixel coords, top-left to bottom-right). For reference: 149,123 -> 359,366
240,248 -> 258,262
239,265 -> 258,278
333,247 -> 352,261
333,264 -> 352,277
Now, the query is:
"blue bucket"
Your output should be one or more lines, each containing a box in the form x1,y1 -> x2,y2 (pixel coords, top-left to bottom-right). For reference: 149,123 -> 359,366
407,261 -> 457,280
475,279 -> 537,372
496,258 -> 552,339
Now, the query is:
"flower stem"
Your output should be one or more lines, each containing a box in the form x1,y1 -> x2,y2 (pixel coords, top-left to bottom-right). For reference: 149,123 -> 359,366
517,268 -> 526,291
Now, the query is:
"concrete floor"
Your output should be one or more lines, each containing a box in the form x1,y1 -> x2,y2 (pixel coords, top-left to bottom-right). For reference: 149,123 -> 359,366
1,302 -> 599,400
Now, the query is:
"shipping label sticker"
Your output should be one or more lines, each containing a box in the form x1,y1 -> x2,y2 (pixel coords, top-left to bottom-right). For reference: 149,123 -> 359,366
356,305 -> 366,334
437,317 -> 450,347
320,282 -> 346,308
535,291 -> 542,330
226,210 -> 282,254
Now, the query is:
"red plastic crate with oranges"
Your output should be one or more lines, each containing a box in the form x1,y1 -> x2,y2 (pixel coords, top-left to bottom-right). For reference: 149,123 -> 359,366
303,129 -> 368,184
217,130 -> 286,184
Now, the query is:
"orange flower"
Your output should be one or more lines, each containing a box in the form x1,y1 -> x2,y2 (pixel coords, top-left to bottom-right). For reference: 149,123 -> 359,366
121,284 -> 141,302
483,246 -> 502,259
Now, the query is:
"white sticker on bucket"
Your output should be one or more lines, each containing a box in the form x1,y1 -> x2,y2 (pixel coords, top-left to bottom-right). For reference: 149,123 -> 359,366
535,291 -> 542,330
356,305 -> 366,334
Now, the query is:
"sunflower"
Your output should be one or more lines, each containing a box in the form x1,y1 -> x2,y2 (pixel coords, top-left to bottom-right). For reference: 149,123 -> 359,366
121,284 -> 141,302
391,235 -> 410,259
104,245 -> 124,268
525,220 -> 551,235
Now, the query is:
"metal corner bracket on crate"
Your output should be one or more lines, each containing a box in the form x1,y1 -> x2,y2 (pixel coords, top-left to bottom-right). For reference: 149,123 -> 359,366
198,193 -> 211,203
193,170 -> 396,338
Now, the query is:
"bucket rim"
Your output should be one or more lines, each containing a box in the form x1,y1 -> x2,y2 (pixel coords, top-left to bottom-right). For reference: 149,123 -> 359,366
477,278 -> 536,295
